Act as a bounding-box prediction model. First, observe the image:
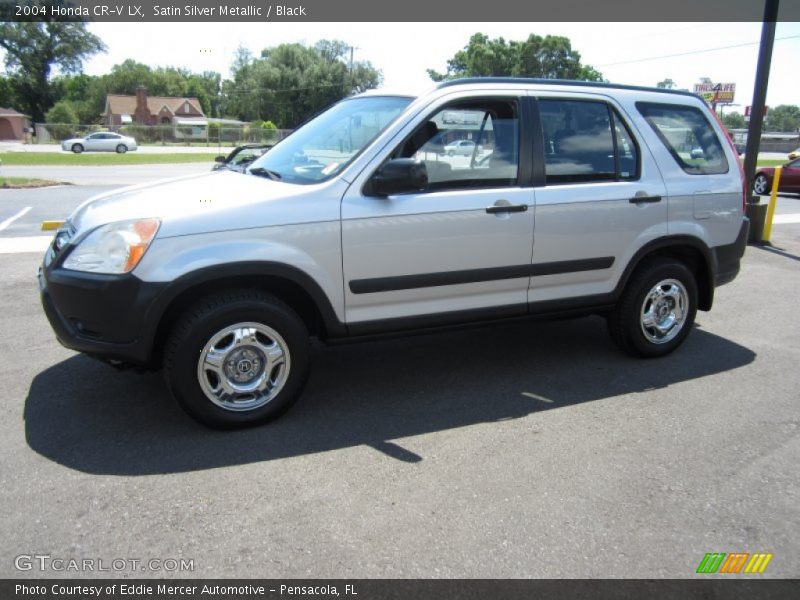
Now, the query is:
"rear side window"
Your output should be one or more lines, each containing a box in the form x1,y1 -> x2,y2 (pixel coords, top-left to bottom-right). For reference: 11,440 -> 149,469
539,99 -> 639,184
637,102 -> 728,175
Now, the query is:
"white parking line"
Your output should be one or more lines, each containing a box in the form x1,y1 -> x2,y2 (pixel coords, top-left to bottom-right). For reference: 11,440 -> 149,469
773,213 -> 800,225
0,207 -> 32,231
0,235 -> 51,254
521,391 -> 553,403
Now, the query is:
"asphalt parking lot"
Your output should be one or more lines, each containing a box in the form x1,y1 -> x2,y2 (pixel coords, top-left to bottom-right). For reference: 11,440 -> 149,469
1,177 -> 799,579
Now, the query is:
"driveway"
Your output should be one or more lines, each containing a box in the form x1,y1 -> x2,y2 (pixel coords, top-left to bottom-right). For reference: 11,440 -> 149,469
0,185 -> 798,579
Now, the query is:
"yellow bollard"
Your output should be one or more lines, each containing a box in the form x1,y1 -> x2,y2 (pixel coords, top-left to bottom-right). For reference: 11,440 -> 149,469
761,166 -> 781,243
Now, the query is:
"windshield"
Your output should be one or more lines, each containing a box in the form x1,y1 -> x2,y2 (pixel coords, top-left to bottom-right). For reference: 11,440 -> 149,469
248,95 -> 412,184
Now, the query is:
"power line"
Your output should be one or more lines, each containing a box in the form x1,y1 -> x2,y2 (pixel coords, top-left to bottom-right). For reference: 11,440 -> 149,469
596,35 -> 800,67
223,83 -> 348,95
618,23 -> 716,43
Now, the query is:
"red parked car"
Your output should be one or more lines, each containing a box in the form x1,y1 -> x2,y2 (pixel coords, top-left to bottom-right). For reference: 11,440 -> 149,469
753,158 -> 800,195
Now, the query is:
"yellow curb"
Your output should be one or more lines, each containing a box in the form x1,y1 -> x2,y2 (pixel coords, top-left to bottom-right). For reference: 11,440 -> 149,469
41,220 -> 65,231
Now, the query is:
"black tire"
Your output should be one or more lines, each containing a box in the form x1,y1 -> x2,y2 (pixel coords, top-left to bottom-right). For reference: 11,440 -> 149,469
608,258 -> 698,358
163,290 -> 310,429
448,150 -> 455,157
116,144 -> 127,154
71,144 -> 84,154
753,173 -> 770,196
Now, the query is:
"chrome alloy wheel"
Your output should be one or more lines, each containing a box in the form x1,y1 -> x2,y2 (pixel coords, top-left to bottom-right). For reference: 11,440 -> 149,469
753,174 -> 769,195
639,279 -> 689,344
197,322 -> 291,411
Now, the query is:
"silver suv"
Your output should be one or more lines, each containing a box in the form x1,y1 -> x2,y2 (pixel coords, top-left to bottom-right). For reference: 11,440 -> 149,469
39,78 -> 749,428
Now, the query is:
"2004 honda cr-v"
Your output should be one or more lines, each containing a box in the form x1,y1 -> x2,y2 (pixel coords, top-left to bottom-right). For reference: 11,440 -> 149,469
39,78 -> 749,428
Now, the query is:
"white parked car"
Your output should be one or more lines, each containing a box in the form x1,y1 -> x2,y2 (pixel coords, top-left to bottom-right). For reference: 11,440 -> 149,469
61,132 -> 138,154
444,139 -> 481,156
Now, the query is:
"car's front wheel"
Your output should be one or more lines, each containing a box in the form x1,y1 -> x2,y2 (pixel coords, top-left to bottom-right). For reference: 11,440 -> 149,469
608,258 -> 698,358
116,144 -> 128,154
71,144 -> 84,154
163,290 -> 310,429
753,173 -> 770,195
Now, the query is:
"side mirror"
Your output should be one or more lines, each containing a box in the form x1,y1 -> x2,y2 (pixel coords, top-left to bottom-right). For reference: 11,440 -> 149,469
214,155 -> 226,163
368,159 -> 428,197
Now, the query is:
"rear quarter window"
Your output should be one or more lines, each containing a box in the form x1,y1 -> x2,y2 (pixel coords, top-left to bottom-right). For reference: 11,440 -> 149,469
636,102 -> 728,175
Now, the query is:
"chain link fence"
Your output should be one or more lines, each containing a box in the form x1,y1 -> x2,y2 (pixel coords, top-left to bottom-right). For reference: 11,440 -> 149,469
33,123 -> 292,146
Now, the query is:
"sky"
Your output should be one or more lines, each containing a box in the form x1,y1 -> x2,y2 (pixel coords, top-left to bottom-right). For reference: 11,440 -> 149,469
53,21 -> 800,111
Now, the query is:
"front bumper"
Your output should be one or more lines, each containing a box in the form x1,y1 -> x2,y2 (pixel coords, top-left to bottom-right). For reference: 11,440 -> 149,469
39,254 -> 164,365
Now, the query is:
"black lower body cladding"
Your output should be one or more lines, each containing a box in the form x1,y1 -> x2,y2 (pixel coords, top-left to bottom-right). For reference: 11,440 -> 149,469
712,217 -> 749,287
39,265 -> 164,365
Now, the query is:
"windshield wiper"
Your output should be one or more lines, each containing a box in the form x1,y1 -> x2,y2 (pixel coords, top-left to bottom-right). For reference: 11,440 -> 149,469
249,167 -> 282,181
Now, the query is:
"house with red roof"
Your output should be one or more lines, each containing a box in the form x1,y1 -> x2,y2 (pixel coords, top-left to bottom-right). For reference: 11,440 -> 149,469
0,107 -> 30,141
103,86 -> 206,132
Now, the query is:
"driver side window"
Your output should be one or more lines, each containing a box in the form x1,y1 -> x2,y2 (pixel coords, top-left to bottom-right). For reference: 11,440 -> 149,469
394,99 -> 520,192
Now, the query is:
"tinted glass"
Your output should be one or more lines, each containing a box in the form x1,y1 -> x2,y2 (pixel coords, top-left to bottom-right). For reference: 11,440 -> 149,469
614,112 -> 639,180
637,102 -> 728,175
396,99 -> 519,191
539,100 -> 616,184
249,95 -> 412,184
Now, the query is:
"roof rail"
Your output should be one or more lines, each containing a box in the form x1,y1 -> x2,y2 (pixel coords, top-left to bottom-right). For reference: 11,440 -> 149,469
435,77 -> 698,98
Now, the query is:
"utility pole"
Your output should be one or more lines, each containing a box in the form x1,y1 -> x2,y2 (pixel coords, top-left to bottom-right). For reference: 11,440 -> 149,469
744,0 -> 779,204
349,45 -> 354,80
348,45 -> 359,92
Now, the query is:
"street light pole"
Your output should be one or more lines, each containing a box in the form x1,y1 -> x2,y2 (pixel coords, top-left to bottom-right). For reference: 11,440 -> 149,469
743,0 -> 779,204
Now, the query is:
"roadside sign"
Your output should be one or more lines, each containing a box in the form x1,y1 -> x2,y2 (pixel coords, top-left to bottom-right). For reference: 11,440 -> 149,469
744,105 -> 768,122
694,82 -> 736,105
744,105 -> 768,117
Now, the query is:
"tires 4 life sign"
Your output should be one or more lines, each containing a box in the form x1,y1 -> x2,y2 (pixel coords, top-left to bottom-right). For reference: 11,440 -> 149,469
694,82 -> 736,105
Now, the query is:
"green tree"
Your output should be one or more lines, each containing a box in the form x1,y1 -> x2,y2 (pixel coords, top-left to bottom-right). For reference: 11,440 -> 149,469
45,100 -> 78,124
0,74 -> 24,110
427,33 -> 603,82
52,73 -> 107,123
0,20 -> 105,121
721,112 -> 745,130
259,119 -> 278,142
45,100 -> 78,139
101,60 -> 221,116
221,40 -> 381,127
765,105 -> 800,133
657,78 -> 676,89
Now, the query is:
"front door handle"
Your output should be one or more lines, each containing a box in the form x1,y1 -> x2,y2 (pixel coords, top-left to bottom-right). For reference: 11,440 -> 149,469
486,203 -> 528,214
629,194 -> 662,204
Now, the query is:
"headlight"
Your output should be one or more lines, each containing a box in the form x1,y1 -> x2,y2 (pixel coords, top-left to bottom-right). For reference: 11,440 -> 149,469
63,218 -> 160,274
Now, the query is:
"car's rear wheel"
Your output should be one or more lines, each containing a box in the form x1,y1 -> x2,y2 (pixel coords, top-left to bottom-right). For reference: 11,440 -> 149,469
116,144 -> 128,154
753,173 -> 770,195
608,258 -> 698,358
163,290 -> 310,429
71,144 -> 84,154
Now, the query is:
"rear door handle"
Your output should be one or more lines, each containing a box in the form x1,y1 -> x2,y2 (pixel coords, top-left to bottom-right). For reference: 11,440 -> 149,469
486,204 -> 528,214
629,195 -> 662,204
